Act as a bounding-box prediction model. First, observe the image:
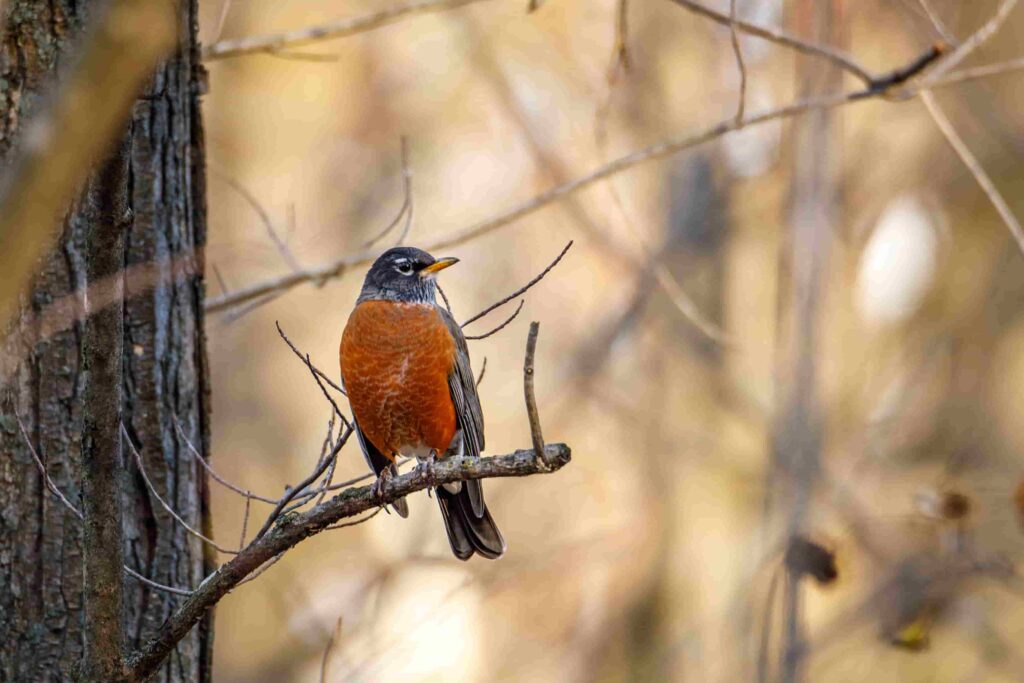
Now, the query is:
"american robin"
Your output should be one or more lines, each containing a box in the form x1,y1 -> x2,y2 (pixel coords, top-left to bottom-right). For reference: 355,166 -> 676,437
340,246 -> 506,560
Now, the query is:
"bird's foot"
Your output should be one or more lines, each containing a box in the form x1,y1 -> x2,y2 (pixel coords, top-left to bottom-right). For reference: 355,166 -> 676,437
371,468 -> 393,510
416,451 -> 438,493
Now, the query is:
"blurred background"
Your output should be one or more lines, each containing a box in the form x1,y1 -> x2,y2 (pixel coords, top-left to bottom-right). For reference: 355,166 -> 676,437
196,0 -> 1024,680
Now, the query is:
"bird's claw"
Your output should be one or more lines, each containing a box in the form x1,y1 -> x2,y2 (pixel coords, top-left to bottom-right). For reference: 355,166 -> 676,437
371,468 -> 392,509
416,451 -> 438,492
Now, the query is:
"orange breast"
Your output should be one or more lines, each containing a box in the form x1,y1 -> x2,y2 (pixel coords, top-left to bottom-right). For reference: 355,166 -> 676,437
340,300 -> 457,459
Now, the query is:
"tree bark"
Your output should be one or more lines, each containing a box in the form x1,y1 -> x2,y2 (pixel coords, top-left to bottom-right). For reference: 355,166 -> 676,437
0,1 -> 211,681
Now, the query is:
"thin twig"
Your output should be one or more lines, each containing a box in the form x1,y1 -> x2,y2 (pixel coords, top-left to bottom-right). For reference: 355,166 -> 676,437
252,430 -> 351,542
465,300 -> 525,340
665,0 -> 873,84
124,567 -> 194,597
275,321 -> 349,401
612,0 -> 630,73
124,424 -> 239,555
523,322 -> 546,464
921,90 -> 1024,255
927,56 -> 1024,89
436,282 -> 454,316
175,418 -> 279,503
364,137 -> 413,248
476,356 -> 488,387
461,241 -> 574,326
320,617 -> 344,683
235,553 -> 285,588
22,417 -> 198,597
212,167 -> 302,273
206,47 -> 949,316
917,0 -> 957,44
211,264 -> 231,296
203,0 -> 493,60
213,0 -> 234,41
17,415 -> 83,520
239,495 -> 252,550
728,0 -> 747,122
325,507 -> 383,530
923,0 -> 1021,82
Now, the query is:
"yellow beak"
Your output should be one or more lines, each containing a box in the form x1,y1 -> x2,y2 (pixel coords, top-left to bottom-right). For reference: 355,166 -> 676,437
419,257 -> 459,276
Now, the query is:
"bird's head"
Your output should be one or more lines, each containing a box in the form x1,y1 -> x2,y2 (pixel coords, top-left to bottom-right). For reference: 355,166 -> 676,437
357,246 -> 459,304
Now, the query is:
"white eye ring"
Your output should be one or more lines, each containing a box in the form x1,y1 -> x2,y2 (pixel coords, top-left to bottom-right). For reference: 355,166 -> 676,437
395,262 -> 414,275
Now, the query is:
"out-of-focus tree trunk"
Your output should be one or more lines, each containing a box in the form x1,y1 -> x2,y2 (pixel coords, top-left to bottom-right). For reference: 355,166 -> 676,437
0,1 -> 212,681
768,2 -> 842,682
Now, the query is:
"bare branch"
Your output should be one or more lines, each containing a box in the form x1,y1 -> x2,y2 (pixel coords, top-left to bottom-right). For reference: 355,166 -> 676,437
665,0 -> 874,84
275,321 -> 348,399
124,425 -> 239,555
523,323 -> 547,464
123,567 -> 193,598
916,0 -> 957,44
928,56 -> 1024,89
24,415 -> 197,598
213,168 -> 302,273
364,137 -> 414,248
251,428 -> 352,542
175,418 -> 279,504
203,0 -> 493,61
728,0 -> 747,122
923,0 -> 1021,82
125,443 -> 571,680
921,90 -> 1024,256
206,46 -> 947,317
436,282 -> 455,316
465,300 -> 525,341
17,415 -> 83,520
476,356 -> 488,387
462,241 -> 574,327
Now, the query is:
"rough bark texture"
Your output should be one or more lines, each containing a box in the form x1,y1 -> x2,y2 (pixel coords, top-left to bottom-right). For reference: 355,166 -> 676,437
80,142 -> 129,682
0,1 -> 212,681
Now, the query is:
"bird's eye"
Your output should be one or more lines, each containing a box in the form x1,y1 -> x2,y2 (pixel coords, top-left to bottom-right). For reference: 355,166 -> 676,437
395,261 -> 414,275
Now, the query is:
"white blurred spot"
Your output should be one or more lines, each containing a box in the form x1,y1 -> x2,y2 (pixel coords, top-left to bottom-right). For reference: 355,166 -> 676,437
855,196 -> 938,325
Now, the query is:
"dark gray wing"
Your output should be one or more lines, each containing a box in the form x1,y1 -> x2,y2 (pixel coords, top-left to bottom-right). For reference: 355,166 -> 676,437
438,308 -> 486,517
439,308 -> 484,456
353,418 -> 408,518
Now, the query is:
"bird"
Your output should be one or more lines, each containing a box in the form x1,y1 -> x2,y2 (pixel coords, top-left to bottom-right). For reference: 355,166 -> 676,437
339,246 -> 506,560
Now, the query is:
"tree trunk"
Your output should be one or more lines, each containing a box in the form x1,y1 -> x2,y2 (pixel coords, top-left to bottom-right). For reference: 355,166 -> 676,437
0,1 -> 212,681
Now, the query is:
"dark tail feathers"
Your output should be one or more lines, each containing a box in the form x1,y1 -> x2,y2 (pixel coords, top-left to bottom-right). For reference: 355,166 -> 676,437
436,480 -> 506,560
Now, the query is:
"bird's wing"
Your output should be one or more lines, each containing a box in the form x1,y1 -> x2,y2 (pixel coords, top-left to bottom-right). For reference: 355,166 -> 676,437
353,418 -> 409,518
438,307 -> 486,517
439,307 -> 485,456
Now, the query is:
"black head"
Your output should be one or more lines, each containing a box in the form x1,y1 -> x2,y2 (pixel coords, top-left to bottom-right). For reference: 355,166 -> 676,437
357,247 -> 459,304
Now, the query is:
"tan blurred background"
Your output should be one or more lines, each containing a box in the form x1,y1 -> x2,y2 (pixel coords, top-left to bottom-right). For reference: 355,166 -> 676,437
196,0 -> 1024,680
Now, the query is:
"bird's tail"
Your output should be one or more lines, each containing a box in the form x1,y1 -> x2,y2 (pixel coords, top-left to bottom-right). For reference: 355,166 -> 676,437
436,480 -> 506,560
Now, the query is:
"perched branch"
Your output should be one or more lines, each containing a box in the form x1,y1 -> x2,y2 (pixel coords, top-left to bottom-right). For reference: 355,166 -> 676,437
0,0 -> 176,327
125,444 -> 571,681
462,241 -> 574,327
523,322 -> 547,463
203,0 -> 493,61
